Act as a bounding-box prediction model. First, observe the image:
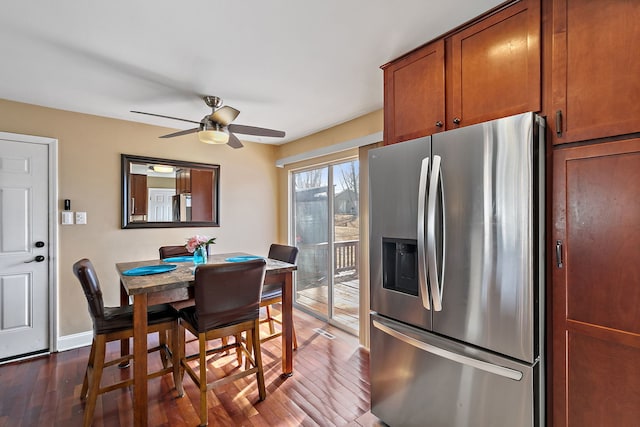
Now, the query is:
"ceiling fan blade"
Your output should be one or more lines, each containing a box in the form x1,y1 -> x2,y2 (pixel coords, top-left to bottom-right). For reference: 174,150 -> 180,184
228,124 -> 285,138
227,132 -> 244,149
131,110 -> 201,125
210,106 -> 240,126
159,127 -> 200,138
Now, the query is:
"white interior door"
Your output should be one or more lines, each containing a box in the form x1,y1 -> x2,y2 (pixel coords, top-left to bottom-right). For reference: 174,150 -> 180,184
147,188 -> 175,222
0,138 -> 50,360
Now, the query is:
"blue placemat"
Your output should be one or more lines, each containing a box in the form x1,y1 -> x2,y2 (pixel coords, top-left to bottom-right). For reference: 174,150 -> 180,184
162,256 -> 194,263
225,255 -> 264,262
122,264 -> 177,276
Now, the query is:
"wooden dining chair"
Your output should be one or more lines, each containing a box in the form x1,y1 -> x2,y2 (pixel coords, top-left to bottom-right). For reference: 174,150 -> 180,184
158,245 -> 192,259
260,243 -> 299,349
155,245 -> 195,308
73,258 -> 180,427
176,259 -> 267,426
158,245 -> 230,354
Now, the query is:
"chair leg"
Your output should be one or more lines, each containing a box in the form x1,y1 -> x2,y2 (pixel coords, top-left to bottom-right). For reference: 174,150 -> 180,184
83,335 -> 106,427
81,338 -> 97,400
252,321 -> 266,401
172,323 -> 183,397
221,336 -> 229,355
265,305 -> 276,334
198,333 -> 209,426
235,333 -> 243,366
292,323 -> 298,350
244,331 -> 253,370
159,330 -> 170,369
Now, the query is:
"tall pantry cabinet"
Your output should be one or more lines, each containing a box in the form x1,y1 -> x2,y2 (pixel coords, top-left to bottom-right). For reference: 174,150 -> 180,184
552,139 -> 640,427
549,1 -> 640,426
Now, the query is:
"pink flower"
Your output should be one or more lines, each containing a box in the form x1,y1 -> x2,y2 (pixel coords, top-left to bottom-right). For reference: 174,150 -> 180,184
185,235 -> 216,253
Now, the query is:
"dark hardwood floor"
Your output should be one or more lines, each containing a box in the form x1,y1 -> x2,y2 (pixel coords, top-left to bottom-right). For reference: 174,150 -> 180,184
0,309 -> 384,427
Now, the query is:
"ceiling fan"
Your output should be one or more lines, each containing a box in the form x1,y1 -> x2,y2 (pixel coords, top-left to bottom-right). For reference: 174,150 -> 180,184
131,96 -> 285,149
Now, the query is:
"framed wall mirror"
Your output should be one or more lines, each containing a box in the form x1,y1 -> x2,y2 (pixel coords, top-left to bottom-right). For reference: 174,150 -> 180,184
121,154 -> 220,229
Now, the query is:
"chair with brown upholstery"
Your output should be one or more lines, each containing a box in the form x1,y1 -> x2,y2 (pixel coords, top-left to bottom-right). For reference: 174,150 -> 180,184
261,243 -> 299,349
158,245 -> 192,259
176,259 -> 267,426
154,245 -> 195,308
73,258 -> 180,427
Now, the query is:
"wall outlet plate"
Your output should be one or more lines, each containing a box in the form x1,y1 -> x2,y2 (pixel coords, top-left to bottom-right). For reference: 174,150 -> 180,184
75,211 -> 87,225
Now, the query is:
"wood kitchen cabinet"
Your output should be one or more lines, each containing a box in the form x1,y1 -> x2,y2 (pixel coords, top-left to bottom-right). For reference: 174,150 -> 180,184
549,0 -> 640,145
190,169 -> 215,222
448,0 -> 540,128
129,173 -> 147,217
382,39 -> 445,145
552,138 -> 640,427
382,0 -> 540,145
176,168 -> 191,194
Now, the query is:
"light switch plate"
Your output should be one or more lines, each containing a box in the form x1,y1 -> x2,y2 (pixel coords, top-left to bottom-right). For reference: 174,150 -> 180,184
61,211 -> 74,225
76,211 -> 87,225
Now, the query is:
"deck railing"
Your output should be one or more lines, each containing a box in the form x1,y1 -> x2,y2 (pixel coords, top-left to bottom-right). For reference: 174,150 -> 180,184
334,240 -> 359,275
296,240 -> 359,288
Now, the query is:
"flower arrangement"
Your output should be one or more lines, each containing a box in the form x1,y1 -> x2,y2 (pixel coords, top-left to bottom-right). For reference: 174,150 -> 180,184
186,235 -> 216,253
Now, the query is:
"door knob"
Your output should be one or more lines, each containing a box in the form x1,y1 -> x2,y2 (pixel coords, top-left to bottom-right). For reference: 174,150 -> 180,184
35,241 -> 45,248
24,255 -> 46,263
435,121 -> 443,128
452,117 -> 461,125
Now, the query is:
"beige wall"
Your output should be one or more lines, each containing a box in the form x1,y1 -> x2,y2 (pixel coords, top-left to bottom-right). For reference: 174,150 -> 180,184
0,98 -> 279,338
274,109 -> 383,243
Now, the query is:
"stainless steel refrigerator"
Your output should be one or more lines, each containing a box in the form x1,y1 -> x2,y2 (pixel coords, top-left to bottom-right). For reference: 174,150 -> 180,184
369,112 -> 544,427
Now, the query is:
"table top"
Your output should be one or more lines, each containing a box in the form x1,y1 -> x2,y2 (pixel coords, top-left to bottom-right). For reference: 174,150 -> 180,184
116,252 -> 296,296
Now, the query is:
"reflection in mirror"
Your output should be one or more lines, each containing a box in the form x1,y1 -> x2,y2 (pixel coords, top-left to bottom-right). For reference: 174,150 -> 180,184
121,154 -> 220,229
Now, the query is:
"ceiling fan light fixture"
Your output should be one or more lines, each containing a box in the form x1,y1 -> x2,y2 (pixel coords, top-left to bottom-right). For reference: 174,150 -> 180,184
198,129 -> 229,144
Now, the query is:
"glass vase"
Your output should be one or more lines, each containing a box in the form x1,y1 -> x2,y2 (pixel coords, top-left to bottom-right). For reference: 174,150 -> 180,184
193,246 -> 207,265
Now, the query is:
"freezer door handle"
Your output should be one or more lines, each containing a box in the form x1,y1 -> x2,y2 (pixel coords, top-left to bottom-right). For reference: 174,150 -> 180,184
427,155 -> 445,311
372,318 -> 523,381
417,157 -> 431,310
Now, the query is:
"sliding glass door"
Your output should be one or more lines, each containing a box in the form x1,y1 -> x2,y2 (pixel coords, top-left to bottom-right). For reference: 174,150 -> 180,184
291,159 -> 360,334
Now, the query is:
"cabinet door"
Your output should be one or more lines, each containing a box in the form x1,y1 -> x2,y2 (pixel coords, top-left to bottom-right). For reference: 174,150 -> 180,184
552,138 -> 640,426
550,0 -> 640,144
190,169 -> 213,222
382,39 -> 445,145
130,173 -> 147,215
449,0 -> 540,128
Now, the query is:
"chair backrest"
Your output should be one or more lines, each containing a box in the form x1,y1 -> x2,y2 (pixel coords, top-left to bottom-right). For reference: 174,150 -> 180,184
193,259 -> 267,332
159,245 -> 192,259
73,258 -> 104,321
268,244 -> 299,264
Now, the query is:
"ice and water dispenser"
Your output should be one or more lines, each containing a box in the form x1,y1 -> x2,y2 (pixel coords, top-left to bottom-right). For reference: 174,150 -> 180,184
382,238 -> 419,296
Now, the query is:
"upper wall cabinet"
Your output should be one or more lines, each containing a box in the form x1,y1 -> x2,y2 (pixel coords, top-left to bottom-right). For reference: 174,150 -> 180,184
382,0 -> 540,145
448,0 -> 540,128
550,0 -> 640,145
382,39 -> 445,145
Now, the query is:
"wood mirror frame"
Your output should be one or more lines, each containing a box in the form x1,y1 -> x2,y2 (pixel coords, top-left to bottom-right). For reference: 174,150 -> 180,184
121,154 -> 220,229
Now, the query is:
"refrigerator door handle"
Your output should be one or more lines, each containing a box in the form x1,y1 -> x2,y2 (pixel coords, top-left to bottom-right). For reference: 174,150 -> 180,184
417,157 -> 431,310
427,155 -> 445,311
372,318 -> 523,381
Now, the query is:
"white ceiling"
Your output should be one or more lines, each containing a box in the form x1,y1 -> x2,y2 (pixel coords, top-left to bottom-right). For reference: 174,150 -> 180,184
0,0 -> 503,144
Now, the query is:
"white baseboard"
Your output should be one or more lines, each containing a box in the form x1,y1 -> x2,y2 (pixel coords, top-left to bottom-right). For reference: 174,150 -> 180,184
57,330 -> 93,351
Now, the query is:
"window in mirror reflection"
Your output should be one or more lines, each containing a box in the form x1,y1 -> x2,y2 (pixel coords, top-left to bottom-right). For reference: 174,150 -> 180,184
121,154 -> 220,229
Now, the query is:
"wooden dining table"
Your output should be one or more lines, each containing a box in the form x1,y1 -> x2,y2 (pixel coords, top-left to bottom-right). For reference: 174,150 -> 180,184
116,252 -> 297,427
